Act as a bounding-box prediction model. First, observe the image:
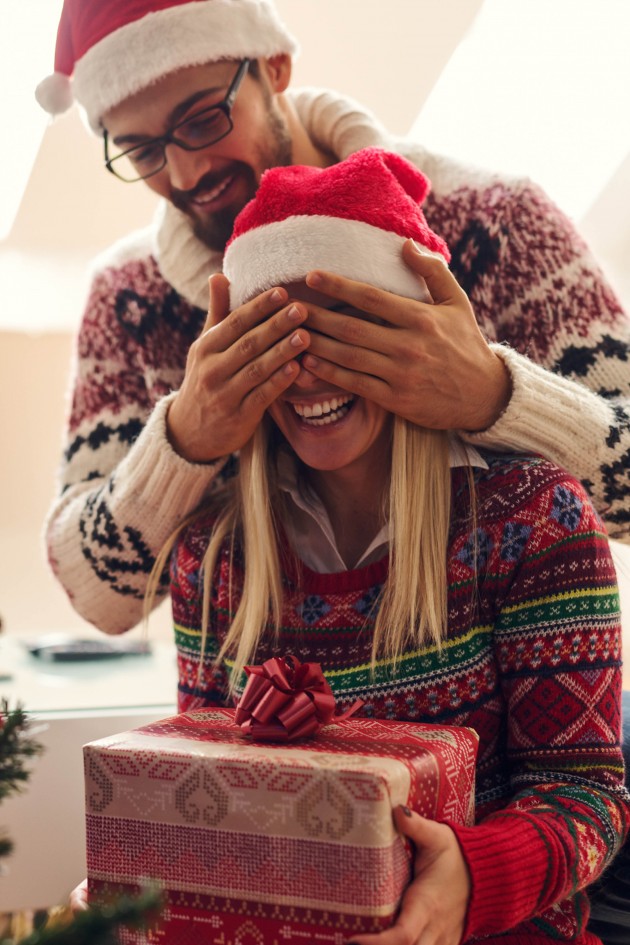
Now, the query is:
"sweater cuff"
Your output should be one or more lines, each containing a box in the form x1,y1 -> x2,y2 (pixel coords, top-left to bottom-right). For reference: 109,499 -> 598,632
448,815 -> 564,939
460,344 -> 611,475
115,393 -> 228,546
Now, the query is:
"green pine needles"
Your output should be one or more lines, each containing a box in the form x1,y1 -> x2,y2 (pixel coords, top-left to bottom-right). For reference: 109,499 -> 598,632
0,700 -> 44,860
0,699 -> 162,944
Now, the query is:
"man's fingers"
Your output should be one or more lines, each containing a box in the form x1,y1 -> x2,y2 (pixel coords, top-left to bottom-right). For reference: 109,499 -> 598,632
205,273 -> 231,331
241,358 -> 302,414
231,327 -> 309,399
305,272 -> 417,327
305,307 -> 381,345
401,240 -> 467,307
200,298 -> 307,374
204,282 -> 295,348
302,353 -> 389,404
306,326 -> 392,375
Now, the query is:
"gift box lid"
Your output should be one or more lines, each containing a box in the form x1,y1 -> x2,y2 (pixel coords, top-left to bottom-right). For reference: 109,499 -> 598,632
85,708 -> 478,834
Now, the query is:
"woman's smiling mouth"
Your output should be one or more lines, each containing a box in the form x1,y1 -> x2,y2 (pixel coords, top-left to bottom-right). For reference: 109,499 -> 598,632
292,395 -> 355,426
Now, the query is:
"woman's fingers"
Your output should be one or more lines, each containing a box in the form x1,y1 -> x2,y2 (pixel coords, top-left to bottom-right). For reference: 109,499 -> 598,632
346,808 -> 470,945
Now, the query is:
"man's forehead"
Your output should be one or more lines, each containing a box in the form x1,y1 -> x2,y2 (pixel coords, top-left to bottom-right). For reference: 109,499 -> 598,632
103,58 -> 241,132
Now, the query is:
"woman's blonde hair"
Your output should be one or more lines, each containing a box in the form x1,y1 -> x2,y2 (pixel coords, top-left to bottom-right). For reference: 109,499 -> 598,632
147,414 -> 454,692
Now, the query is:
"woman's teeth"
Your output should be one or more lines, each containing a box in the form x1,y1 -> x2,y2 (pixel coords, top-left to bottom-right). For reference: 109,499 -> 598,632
293,395 -> 354,426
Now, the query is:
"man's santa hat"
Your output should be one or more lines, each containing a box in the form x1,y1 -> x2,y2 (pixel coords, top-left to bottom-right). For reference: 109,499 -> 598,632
224,148 -> 451,309
35,0 -> 298,133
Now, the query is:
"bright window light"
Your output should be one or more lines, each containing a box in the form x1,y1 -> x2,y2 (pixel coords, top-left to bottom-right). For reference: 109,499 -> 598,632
410,0 -> 630,221
1,0 -> 64,241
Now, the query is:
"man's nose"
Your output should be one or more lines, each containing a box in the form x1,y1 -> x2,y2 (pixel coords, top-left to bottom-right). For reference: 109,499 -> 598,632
164,143 -> 209,191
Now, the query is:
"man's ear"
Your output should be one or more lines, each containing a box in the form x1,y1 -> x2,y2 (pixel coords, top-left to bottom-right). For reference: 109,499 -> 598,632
261,53 -> 292,93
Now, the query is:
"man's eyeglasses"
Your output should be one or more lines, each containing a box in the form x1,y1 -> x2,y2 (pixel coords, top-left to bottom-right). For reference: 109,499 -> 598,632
104,59 -> 250,183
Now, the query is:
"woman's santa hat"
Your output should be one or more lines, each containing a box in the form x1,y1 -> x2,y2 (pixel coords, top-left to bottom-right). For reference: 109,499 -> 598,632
224,148 -> 451,309
35,0 -> 298,133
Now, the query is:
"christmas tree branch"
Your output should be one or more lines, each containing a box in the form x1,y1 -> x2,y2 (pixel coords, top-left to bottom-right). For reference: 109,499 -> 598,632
0,889 -> 162,945
0,700 -> 44,805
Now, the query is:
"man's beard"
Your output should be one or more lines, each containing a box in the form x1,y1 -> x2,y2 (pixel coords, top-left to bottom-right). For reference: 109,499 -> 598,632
171,102 -> 293,253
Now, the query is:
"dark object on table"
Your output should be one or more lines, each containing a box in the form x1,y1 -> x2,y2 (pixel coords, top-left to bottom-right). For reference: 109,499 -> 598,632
24,635 -> 150,662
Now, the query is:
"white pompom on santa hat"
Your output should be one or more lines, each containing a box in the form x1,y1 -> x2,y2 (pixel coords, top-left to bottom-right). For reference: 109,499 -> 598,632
224,148 -> 451,310
35,0 -> 298,133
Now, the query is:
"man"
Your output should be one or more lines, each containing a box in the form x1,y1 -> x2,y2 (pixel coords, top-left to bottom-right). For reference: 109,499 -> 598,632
37,0 -> 630,637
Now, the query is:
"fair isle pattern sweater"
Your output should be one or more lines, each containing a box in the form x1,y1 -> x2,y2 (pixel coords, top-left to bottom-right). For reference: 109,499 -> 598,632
46,89 -> 630,634
171,454 -> 630,945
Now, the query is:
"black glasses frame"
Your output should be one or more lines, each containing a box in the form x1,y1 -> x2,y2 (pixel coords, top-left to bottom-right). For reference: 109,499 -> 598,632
104,58 -> 251,183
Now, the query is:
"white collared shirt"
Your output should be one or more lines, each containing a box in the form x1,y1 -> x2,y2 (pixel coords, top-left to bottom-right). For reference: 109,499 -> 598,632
277,436 -> 487,573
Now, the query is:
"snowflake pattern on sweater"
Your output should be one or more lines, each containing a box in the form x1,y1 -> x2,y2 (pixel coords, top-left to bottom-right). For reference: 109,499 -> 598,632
45,89 -> 630,635
171,454 -> 630,945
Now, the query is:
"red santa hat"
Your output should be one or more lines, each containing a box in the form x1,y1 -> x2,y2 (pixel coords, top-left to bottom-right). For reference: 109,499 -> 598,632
224,148 -> 451,309
35,0 -> 298,133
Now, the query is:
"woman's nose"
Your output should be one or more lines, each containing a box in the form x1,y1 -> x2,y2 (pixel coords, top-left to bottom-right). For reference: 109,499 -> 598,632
291,363 -> 321,389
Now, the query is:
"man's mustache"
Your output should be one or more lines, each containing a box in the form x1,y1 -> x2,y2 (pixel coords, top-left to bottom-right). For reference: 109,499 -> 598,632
171,168 -> 237,204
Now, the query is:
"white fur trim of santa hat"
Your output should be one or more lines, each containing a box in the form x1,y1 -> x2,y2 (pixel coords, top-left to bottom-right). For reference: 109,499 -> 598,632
36,0 -> 298,133
224,149 -> 450,308
224,214 -> 443,310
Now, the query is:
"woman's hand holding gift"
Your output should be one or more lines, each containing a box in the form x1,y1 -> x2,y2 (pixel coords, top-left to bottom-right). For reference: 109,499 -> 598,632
347,805 -> 471,945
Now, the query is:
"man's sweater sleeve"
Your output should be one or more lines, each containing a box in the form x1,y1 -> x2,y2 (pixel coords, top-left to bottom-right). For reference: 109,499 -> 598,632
448,475 -> 630,938
45,262 -> 224,634
459,179 -> 630,544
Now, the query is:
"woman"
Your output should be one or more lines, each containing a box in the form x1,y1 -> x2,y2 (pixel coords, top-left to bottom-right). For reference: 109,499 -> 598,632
155,149 -> 629,945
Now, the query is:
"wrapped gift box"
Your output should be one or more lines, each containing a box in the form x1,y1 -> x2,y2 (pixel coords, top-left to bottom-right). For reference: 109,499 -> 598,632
85,708 -> 478,944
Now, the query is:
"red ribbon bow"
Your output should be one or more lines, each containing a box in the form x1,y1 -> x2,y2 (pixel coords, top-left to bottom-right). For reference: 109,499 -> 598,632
234,655 -> 361,742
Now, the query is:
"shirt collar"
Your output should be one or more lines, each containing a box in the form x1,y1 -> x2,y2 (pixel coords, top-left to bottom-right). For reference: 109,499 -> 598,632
276,436 -> 487,573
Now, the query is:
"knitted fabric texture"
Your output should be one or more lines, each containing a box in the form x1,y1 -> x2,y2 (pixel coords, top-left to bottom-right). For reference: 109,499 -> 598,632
170,453 -> 630,944
45,88 -> 630,635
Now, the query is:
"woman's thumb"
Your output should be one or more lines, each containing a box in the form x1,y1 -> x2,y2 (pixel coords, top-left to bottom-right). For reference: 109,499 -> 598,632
394,805 -> 442,847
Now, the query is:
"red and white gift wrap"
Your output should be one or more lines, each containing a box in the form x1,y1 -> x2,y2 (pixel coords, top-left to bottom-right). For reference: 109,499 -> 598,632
85,709 -> 478,943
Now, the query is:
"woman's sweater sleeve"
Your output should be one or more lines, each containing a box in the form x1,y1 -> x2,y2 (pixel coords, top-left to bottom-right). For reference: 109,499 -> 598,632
449,475 -> 630,939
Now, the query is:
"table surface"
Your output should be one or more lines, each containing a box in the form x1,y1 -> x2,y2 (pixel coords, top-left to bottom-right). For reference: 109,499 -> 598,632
0,634 -> 179,911
0,634 -> 178,715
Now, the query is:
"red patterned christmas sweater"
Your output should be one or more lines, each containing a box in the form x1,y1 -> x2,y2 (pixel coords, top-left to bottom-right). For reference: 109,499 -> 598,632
171,453 -> 630,945
46,88 -> 630,636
